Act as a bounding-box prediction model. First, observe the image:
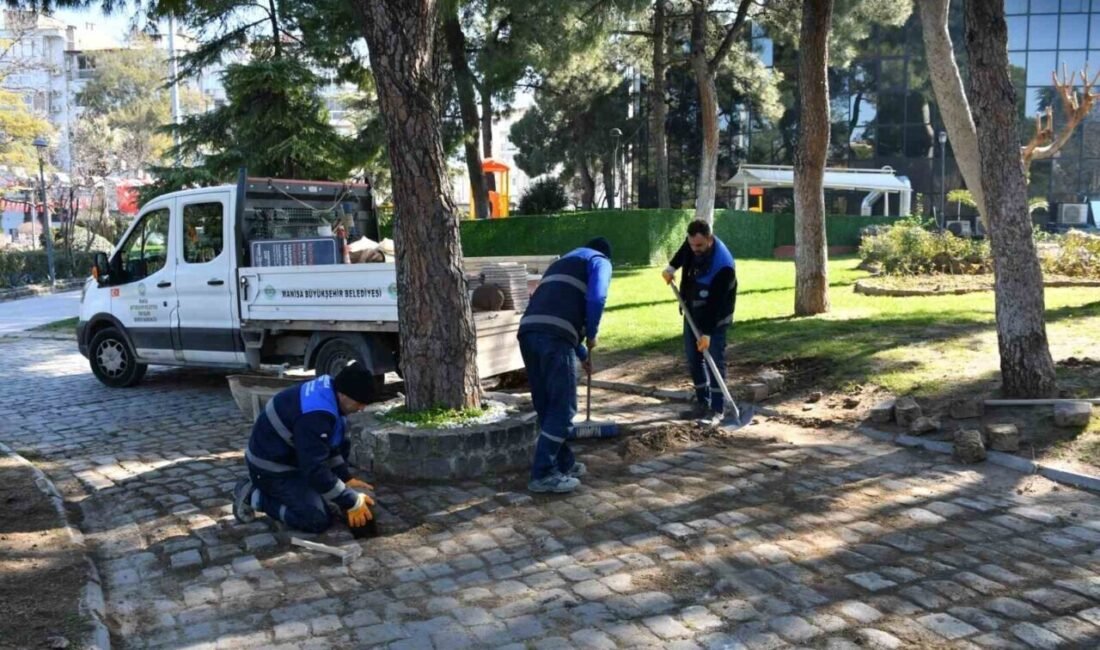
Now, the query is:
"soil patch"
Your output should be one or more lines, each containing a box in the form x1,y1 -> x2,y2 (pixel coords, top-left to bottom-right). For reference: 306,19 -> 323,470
618,421 -> 781,460
0,455 -> 90,650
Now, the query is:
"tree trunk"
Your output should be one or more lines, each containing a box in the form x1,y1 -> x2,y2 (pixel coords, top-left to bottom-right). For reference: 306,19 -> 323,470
793,0 -> 833,316
964,0 -> 1057,398
479,82 -> 496,192
576,151 -> 595,210
689,3 -> 718,224
649,0 -> 670,209
444,11 -> 490,220
355,0 -> 482,410
917,0 -> 986,223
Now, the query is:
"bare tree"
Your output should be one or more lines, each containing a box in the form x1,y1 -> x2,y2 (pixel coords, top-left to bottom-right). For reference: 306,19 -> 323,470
688,0 -> 753,224
1020,65 -> 1100,168
793,0 -> 833,316
964,0 -> 1058,398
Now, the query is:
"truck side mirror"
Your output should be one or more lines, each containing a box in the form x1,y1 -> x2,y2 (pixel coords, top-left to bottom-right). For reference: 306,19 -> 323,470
92,252 -> 109,283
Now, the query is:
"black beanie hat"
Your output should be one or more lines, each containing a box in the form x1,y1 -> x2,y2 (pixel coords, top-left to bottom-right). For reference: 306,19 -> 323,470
333,364 -> 376,404
585,236 -> 612,259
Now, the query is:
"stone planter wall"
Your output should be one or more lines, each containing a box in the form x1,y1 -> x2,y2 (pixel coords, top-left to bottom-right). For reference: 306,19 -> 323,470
348,396 -> 537,481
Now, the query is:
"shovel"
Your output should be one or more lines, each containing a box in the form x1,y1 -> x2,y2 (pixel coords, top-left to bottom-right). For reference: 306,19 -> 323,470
669,281 -> 755,430
573,351 -> 620,439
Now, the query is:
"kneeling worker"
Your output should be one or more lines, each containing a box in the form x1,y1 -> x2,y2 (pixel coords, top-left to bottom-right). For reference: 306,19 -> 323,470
232,365 -> 376,533
518,237 -> 612,494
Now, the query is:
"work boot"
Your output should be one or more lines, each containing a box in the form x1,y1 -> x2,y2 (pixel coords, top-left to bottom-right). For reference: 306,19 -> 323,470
678,401 -> 710,421
528,472 -> 581,494
566,461 -> 587,478
232,477 -> 256,524
702,411 -> 726,427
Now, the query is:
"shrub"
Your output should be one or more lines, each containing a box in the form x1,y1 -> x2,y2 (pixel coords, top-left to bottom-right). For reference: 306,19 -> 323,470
858,219 -> 991,275
1039,230 -> 1100,278
0,249 -> 97,288
517,178 -> 568,215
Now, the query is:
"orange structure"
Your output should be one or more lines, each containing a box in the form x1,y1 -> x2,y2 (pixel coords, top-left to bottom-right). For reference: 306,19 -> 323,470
471,157 -> 511,218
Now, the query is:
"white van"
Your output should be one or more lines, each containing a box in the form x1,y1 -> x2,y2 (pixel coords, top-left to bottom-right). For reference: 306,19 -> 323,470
77,172 -> 521,387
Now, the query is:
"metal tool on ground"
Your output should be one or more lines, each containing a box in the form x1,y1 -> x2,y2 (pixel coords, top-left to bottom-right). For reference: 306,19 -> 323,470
290,537 -> 363,566
573,353 -> 620,439
668,281 -> 755,430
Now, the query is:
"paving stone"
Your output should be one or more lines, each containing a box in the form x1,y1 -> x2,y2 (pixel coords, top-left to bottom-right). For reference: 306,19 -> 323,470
835,601 -> 883,624
856,628 -> 904,649
242,533 -> 276,552
985,597 -> 1043,620
1009,622 -> 1064,649
768,615 -> 822,642
918,613 -> 979,639
354,623 -> 407,645
642,614 -> 691,640
170,549 -> 203,570
681,605 -> 723,631
1042,615 -> 1098,645
846,572 -> 897,592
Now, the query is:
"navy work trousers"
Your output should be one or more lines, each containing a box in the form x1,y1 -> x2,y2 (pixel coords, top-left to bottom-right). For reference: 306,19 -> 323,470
249,466 -> 333,534
518,331 -> 579,480
683,320 -> 728,414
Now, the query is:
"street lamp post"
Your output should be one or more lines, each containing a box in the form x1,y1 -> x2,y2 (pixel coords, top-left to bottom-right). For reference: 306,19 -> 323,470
609,128 -> 622,210
33,135 -> 55,285
938,130 -> 948,228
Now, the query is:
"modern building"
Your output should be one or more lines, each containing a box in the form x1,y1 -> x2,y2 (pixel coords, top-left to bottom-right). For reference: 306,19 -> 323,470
626,1 -> 1100,222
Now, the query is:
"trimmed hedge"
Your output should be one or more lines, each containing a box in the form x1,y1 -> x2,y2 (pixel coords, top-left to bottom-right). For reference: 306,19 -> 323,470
449,209 -> 906,265
0,250 -> 96,289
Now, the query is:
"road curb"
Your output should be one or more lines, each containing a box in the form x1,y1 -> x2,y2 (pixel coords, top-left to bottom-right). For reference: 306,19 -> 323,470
0,442 -> 111,650
0,279 -> 84,303
857,425 -> 1100,493
0,331 -> 76,341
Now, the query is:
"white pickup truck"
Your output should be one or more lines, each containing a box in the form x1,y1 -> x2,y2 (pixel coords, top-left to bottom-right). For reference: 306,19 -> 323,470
78,173 -> 523,387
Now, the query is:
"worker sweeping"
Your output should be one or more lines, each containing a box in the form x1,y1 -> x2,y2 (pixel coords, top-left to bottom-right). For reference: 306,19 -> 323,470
232,364 -> 377,533
663,219 -> 738,426
518,237 -> 612,494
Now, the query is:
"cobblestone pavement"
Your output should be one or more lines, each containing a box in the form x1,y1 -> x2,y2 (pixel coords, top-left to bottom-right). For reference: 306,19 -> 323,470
3,338 -> 1100,649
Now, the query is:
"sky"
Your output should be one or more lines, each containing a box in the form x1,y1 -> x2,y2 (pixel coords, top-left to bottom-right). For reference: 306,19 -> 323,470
54,6 -> 147,40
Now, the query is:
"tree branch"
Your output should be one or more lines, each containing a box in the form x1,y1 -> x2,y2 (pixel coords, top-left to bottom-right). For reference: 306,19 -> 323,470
709,0 -> 754,71
1023,64 -> 1100,165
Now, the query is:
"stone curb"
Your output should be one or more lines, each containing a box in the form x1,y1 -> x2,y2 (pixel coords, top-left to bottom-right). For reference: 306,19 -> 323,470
854,277 -> 1100,297
0,278 -> 84,303
0,441 -> 111,650
857,425 -> 1100,493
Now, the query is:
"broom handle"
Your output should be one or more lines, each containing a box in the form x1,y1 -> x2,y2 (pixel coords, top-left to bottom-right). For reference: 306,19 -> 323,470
669,281 -> 738,415
586,352 -> 592,422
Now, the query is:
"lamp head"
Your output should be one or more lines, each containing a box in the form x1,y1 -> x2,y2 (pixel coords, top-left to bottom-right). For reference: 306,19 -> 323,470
33,135 -> 48,150
938,131 -> 947,145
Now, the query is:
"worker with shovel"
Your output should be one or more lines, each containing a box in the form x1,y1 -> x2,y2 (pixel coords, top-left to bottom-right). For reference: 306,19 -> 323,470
663,219 -> 739,426
518,237 -> 612,494
231,364 -> 377,534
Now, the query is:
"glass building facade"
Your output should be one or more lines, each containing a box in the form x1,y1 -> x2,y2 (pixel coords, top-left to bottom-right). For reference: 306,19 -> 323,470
634,0 -> 1100,217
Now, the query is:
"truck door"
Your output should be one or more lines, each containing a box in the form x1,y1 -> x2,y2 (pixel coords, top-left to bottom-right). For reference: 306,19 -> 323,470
109,203 -> 177,362
174,191 -> 243,364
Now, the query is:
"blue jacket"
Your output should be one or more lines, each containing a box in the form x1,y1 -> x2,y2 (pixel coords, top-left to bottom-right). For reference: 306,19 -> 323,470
668,236 -> 737,334
519,246 -> 611,352
246,375 -> 358,509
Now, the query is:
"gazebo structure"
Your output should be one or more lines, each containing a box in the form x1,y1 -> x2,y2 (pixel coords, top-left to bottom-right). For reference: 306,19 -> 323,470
726,164 -> 913,217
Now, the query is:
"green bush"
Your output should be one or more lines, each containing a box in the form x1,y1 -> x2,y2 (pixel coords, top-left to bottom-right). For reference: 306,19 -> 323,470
517,178 -> 568,215
0,249 -> 97,288
858,219 -> 991,275
1039,230 -> 1100,278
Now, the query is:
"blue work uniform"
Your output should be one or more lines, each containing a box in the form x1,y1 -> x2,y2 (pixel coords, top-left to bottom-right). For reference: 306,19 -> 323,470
517,246 -> 612,480
245,375 -> 359,533
667,237 -> 737,413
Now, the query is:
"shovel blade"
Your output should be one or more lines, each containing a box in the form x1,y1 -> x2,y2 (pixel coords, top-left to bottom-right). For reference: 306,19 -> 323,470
720,403 -> 756,431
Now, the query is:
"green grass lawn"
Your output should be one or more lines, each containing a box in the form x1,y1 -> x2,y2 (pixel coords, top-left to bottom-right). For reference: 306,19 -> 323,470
31,317 -> 79,332
600,258 -> 1100,397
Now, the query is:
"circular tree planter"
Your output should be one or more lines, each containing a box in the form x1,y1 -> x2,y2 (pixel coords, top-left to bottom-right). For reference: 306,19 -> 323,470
347,392 -> 537,481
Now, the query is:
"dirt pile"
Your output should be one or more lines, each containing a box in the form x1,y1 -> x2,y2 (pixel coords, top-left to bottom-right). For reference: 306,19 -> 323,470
620,422 -> 732,459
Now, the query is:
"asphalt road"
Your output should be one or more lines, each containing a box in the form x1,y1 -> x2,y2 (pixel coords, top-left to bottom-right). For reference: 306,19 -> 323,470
0,289 -> 81,334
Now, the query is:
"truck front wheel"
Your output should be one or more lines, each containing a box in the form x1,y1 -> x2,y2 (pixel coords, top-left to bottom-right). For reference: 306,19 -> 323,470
89,327 -> 148,388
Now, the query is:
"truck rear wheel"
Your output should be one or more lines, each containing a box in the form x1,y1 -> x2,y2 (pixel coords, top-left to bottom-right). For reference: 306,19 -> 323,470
314,336 -> 387,394
89,327 -> 148,388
